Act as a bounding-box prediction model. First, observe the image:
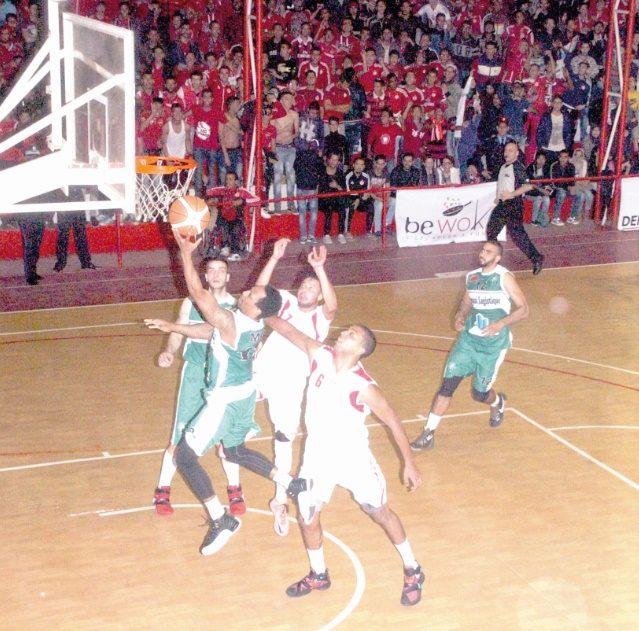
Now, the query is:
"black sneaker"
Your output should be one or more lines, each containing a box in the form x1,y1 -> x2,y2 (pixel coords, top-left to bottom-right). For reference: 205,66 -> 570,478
489,393 -> 507,427
401,565 -> 425,606
287,478 -> 315,524
410,429 -> 435,451
286,569 -> 331,597
200,512 -> 241,556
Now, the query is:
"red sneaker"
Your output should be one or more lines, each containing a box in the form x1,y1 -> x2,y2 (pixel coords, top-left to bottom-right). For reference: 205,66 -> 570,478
227,485 -> 246,515
153,486 -> 173,516
401,565 -> 425,606
286,570 -> 331,597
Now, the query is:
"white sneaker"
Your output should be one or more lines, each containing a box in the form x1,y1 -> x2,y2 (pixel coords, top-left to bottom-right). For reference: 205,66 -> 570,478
344,231 -> 354,241
227,253 -> 241,261
269,498 -> 290,537
337,233 -> 347,244
299,237 -> 306,244
551,218 -> 564,226
567,216 -> 580,224
322,234 -> 332,245
261,208 -> 273,219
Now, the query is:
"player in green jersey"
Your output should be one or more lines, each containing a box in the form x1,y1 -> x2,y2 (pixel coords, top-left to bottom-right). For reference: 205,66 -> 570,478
410,240 -> 529,451
145,230 -> 313,555
152,256 -> 247,516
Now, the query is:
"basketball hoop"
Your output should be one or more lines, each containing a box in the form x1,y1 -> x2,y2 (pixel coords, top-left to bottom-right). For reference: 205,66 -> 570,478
135,156 -> 197,221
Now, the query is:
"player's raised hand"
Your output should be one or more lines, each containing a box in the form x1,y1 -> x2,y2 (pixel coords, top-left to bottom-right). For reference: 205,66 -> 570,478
144,318 -> 172,333
271,237 -> 291,260
308,244 -> 327,268
172,227 -> 202,254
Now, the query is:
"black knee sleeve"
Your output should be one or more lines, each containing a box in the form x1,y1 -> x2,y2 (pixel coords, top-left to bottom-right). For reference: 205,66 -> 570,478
175,439 -> 214,500
439,376 -> 463,398
472,388 -> 490,403
223,443 -> 274,479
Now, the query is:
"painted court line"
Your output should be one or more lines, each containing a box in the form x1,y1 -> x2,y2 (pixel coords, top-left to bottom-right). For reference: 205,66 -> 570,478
86,504 -> 366,631
512,408 -> 639,492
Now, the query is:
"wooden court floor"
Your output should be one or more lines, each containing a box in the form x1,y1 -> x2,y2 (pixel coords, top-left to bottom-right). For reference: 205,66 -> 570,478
1,262 -> 638,630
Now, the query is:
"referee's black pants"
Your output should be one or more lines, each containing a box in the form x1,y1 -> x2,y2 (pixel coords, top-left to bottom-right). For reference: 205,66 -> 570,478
486,200 -> 542,264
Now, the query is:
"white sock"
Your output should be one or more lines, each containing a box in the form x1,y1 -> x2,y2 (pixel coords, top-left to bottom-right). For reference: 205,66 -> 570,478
204,496 -> 225,520
274,439 -> 294,503
221,459 -> 240,487
491,393 -> 501,407
425,413 -> 442,431
158,449 -> 177,488
272,470 -> 293,490
307,547 -> 326,574
395,538 -> 418,569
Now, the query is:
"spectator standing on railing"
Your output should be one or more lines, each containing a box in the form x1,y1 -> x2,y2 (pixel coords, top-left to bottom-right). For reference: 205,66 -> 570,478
367,108 -> 402,173
323,116 -> 348,167
272,91 -> 299,214
486,142 -> 544,275
294,140 -> 324,245
386,152 -> 422,234
318,152 -> 347,245
342,67 -> 366,161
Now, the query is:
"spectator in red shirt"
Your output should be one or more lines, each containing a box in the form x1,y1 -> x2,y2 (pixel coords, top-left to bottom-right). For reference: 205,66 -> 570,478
137,96 -> 167,155
368,107 -> 402,171
192,88 -> 223,196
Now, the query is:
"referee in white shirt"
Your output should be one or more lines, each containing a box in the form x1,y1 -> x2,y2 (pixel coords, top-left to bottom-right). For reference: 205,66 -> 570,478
487,141 -> 544,275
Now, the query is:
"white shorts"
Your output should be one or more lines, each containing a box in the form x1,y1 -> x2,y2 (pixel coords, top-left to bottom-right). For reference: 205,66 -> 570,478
299,443 -> 387,509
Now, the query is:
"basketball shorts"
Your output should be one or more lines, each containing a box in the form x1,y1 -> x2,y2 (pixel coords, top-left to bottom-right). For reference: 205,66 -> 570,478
184,385 -> 259,456
170,361 -> 207,446
299,443 -> 387,510
444,332 -> 509,393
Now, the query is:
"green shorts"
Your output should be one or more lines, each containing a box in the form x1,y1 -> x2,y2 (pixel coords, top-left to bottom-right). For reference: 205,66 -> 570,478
170,361 -> 207,446
444,332 -> 509,393
184,388 -> 259,456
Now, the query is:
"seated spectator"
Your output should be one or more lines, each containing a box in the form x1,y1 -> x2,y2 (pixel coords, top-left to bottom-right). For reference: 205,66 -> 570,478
345,156 -> 373,239
386,152 -> 421,231
525,151 -> 552,227
421,154 -> 438,186
369,154 -> 389,236
463,160 -> 484,184
436,155 -> 460,184
568,147 -> 594,224
549,149 -> 576,226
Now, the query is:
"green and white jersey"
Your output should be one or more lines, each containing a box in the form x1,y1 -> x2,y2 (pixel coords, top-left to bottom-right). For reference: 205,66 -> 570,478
464,264 -> 512,349
182,294 -> 236,366
206,309 -> 264,389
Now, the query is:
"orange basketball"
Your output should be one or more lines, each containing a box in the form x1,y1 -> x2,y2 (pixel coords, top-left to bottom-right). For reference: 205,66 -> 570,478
168,195 -> 210,237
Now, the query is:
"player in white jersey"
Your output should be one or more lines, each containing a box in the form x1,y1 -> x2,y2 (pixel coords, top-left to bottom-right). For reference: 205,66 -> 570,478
152,256 -> 249,516
265,317 -> 425,607
253,238 -> 337,536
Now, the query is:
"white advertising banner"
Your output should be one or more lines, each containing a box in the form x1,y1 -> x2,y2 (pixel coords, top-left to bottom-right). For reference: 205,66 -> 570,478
396,182 -> 504,247
618,177 -> 639,230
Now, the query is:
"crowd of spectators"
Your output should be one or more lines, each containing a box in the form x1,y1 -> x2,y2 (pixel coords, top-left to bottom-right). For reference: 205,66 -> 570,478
1,0 -> 639,237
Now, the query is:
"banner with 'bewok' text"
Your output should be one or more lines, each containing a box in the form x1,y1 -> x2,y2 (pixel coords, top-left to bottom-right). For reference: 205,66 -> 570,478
396,182 -> 504,247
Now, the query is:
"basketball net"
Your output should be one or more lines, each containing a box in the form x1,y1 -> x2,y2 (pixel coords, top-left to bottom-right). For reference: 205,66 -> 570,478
135,156 -> 197,222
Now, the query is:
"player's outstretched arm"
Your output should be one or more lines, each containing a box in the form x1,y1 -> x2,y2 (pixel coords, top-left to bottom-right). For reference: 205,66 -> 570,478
308,245 -> 338,320
172,228 -> 235,334
156,297 -> 191,367
266,315 -> 322,359
255,238 -> 290,287
481,272 -> 530,336
361,385 -> 422,492
145,319 -> 213,340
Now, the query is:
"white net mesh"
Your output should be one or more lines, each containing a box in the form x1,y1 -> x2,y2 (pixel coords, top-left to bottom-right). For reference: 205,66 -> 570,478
135,157 -> 196,221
